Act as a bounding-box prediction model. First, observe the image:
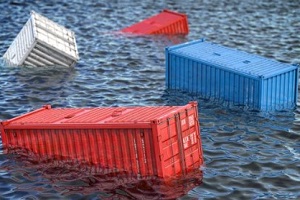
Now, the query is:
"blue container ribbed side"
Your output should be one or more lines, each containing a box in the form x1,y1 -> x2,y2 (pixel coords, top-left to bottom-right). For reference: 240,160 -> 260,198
165,39 -> 299,111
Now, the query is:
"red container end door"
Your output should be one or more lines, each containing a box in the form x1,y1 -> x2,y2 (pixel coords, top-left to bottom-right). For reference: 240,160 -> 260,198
154,102 -> 203,178
0,102 -> 203,179
121,10 -> 189,35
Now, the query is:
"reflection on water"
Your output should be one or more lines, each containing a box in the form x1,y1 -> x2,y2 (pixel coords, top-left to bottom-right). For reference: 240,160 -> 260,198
1,149 -> 203,199
0,0 -> 300,199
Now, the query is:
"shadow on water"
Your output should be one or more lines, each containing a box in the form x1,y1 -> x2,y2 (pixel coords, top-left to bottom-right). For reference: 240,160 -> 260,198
0,148 -> 203,199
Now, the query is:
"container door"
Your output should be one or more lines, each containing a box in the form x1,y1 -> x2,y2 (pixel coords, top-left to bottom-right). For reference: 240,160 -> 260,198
174,108 -> 202,175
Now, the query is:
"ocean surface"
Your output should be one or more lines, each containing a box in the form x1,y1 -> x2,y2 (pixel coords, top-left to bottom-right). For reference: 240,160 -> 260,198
0,0 -> 300,199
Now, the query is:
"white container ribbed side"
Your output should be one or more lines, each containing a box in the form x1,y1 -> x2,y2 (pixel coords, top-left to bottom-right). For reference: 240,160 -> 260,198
3,11 -> 79,68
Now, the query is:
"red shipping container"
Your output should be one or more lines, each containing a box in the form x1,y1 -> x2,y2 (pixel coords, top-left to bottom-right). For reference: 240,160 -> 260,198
0,102 -> 203,179
120,9 -> 189,35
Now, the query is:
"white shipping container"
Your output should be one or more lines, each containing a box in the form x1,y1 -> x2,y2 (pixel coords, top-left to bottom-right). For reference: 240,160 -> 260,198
3,11 -> 79,68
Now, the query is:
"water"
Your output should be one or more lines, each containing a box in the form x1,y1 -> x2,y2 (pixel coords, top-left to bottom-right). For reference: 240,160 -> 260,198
0,0 -> 300,199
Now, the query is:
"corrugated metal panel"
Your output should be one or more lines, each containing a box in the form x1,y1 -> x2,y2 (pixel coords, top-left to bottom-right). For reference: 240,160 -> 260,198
0,102 -> 203,179
2,10 -> 79,68
8,108 -> 83,124
121,9 -> 189,35
5,106 -> 190,124
2,17 -> 35,66
61,108 -> 117,123
109,106 -> 182,122
261,70 -> 299,110
33,11 -> 78,60
166,39 -> 299,111
168,40 -> 296,78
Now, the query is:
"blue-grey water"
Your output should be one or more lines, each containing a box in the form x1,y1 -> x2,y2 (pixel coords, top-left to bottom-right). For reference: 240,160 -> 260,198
0,0 -> 300,199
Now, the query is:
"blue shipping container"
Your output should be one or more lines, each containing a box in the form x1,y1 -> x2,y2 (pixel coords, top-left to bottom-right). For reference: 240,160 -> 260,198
166,39 -> 299,111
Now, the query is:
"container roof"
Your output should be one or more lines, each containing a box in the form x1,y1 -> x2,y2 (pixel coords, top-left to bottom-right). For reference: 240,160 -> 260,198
4,104 -> 192,125
121,9 -> 187,34
168,40 -> 297,78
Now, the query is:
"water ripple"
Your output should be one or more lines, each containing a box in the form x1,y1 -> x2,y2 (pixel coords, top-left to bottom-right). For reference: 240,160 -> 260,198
0,0 -> 300,199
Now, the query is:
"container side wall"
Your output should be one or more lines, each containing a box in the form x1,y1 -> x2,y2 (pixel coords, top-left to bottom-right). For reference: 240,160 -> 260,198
144,128 -> 157,176
36,130 -> 46,156
111,129 -> 122,170
118,129 -> 129,171
166,39 -> 299,110
1,103 -> 200,178
159,118 -> 180,177
126,129 -> 138,174
2,127 -> 159,176
165,48 -> 170,87
261,69 -> 298,110
22,130 -> 30,152
15,130 -> 24,149
150,122 -> 162,177
168,54 -> 180,89
95,129 -> 106,166
43,130 -> 52,158
153,17 -> 188,34
88,129 -> 98,165
64,130 -> 75,160
295,67 -> 299,104
0,123 -> 8,148
6,130 -> 16,148
3,11 -> 78,68
81,130 -> 93,163
33,11 -> 79,61
134,129 -> 147,175
53,130 -> 62,159
121,10 -> 188,35
104,129 -> 114,168
24,41 -> 75,67
3,17 -> 35,66
166,54 -> 262,109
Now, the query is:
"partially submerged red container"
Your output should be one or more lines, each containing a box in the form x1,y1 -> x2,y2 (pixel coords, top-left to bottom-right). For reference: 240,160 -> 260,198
0,102 -> 203,179
120,9 -> 189,35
